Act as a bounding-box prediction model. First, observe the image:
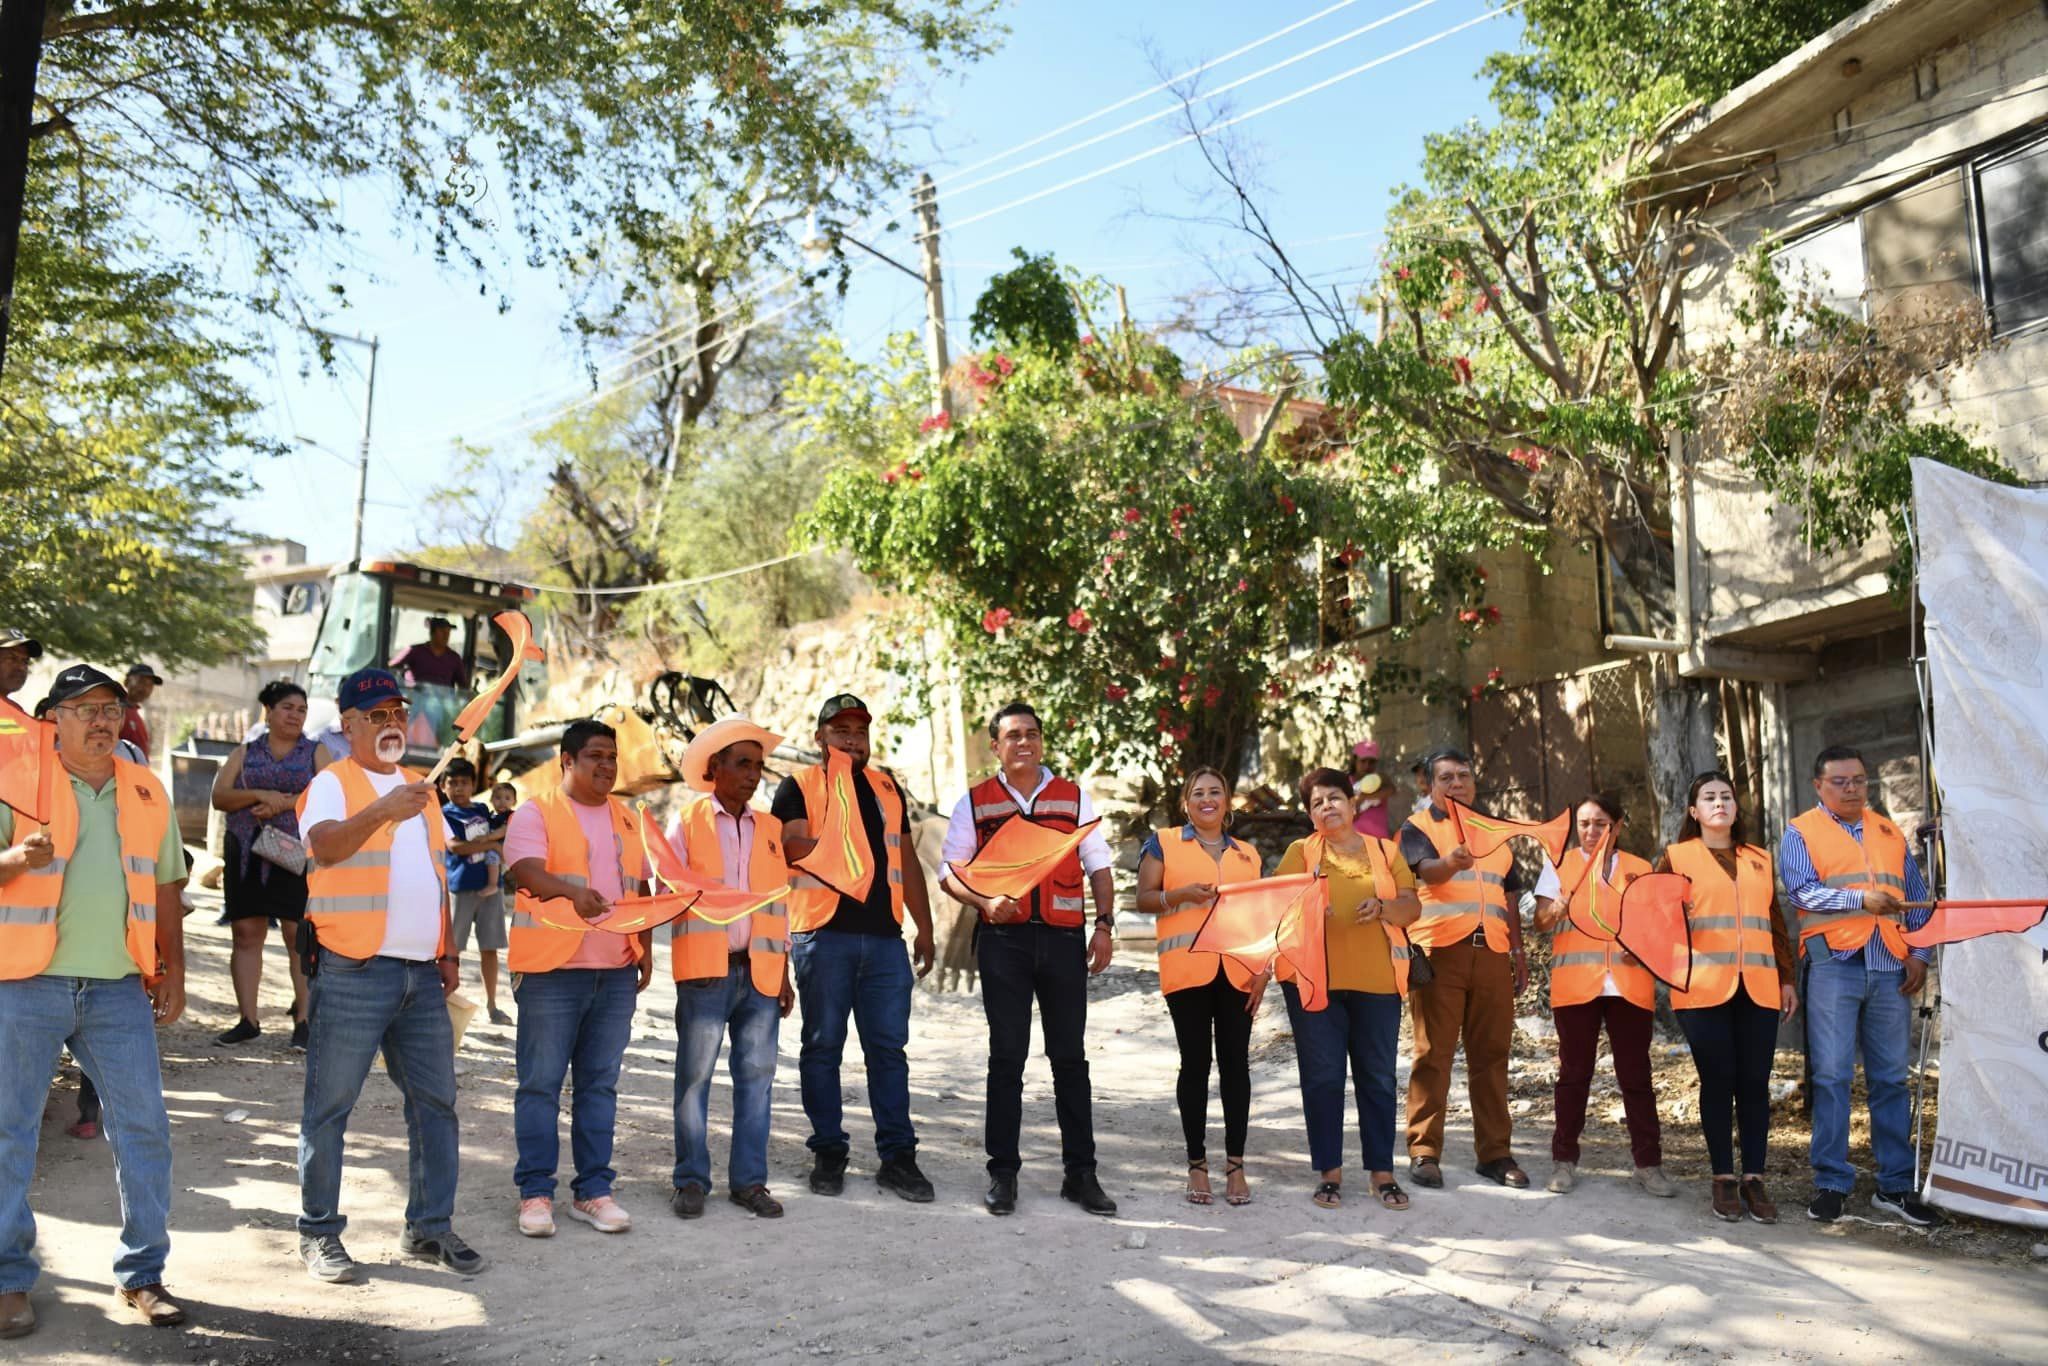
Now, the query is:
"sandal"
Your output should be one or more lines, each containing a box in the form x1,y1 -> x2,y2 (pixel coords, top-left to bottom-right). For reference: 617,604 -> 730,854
1224,1158 -> 1252,1207
1376,1180 -> 1411,1211
1312,1180 -> 1342,1209
1185,1158 -> 1213,1206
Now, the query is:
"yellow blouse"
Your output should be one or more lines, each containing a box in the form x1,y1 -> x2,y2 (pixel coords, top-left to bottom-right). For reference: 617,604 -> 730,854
1277,837 -> 1416,995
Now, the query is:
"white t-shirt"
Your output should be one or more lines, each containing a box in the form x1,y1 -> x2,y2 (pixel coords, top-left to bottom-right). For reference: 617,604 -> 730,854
1536,854 -> 1620,999
301,765 -> 444,962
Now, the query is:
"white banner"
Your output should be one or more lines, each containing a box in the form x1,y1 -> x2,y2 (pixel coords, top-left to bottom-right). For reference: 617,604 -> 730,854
1912,459 -> 2048,1229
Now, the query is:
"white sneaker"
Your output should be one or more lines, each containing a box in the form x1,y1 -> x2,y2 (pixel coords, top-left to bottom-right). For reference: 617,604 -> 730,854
517,1196 -> 555,1237
1547,1162 -> 1576,1194
567,1195 -> 631,1233
1634,1165 -> 1678,1198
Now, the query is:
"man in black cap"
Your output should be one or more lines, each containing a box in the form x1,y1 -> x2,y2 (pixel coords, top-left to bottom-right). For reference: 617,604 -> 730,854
118,664 -> 162,760
389,617 -> 469,691
0,628 -> 39,703
0,665 -> 190,1336
769,694 -> 938,1204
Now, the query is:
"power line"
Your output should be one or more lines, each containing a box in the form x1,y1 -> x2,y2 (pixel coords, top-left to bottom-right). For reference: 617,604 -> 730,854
521,546 -> 823,597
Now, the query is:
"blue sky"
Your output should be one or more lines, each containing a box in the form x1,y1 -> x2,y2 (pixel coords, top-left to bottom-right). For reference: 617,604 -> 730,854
243,0 -> 1518,566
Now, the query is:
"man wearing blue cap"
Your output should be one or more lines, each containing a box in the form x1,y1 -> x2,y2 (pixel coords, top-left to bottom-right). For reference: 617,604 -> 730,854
295,668 -> 481,1283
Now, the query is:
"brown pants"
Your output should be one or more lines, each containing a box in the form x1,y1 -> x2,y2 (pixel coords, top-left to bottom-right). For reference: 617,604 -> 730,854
1405,940 -> 1515,1164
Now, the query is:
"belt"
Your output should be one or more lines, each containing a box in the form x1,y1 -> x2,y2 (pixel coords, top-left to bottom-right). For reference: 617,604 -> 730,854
1469,928 -> 1490,947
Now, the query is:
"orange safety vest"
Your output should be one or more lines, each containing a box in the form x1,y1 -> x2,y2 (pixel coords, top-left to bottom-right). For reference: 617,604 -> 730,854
1667,839 -> 1780,1010
671,796 -> 790,995
786,762 -> 906,933
1787,807 -> 1911,960
1547,847 -> 1656,1011
303,758 -> 449,960
1403,807 -> 1513,952
0,758 -> 169,982
1284,832 -> 1416,999
970,773 -> 1087,928
1152,825 -> 1261,994
510,788 -> 650,974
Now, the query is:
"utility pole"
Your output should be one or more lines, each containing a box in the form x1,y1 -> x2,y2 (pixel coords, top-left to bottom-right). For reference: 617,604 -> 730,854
0,0 -> 52,380
307,327 -> 380,567
913,172 -> 950,419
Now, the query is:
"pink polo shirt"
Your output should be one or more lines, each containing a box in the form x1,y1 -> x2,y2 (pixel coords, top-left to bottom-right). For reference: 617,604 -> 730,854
505,796 -> 636,970
667,801 -> 754,954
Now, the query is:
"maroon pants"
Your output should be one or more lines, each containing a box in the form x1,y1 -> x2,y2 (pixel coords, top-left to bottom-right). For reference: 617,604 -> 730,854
1550,996 -> 1661,1168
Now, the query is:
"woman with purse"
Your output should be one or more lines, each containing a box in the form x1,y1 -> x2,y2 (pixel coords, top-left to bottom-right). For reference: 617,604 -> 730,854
1268,767 -> 1422,1212
210,679 -> 334,1050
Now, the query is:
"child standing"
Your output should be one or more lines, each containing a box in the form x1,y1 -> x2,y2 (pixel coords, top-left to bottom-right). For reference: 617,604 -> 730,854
442,758 -> 512,1025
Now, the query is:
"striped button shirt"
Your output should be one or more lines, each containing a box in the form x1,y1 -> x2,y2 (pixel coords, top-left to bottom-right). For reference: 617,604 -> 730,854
1777,809 -> 1932,968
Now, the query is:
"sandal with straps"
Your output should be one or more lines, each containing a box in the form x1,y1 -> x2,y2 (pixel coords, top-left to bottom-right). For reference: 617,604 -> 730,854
1376,1180 -> 1411,1211
1224,1157 -> 1252,1207
1312,1180 -> 1342,1209
1185,1159 -> 1213,1206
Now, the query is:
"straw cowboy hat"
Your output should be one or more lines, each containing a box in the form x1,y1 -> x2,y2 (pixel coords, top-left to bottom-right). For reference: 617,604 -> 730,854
680,714 -> 785,793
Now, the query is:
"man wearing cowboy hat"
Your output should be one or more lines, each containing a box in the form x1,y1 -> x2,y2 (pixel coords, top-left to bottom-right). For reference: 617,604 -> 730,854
664,716 -> 794,1220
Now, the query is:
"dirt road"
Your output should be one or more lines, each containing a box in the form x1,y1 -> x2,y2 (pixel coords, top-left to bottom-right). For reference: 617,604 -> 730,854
15,896 -> 2044,1363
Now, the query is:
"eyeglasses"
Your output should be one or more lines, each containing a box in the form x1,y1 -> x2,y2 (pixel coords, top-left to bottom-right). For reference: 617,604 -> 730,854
1821,776 -> 1869,791
58,702 -> 127,721
359,705 -> 410,727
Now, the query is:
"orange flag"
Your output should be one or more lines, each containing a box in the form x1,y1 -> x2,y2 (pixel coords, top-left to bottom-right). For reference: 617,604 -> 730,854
1190,873 -> 1331,1011
1616,872 -> 1693,992
1560,829 -> 1621,941
639,810 -> 792,927
452,610 -> 545,742
1448,798 -> 1571,865
1902,900 -> 2048,948
791,748 -> 875,903
950,814 -> 1101,904
0,695 -> 57,825
516,890 -> 704,936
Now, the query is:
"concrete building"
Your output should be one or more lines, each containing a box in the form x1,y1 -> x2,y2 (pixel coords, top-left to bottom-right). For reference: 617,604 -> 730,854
1648,0 -> 2048,834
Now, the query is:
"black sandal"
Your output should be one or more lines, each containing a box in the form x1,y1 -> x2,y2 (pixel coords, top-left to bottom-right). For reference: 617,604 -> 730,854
1312,1180 -> 1342,1209
1185,1158 -> 1212,1206
1376,1180 -> 1410,1211
1224,1157 -> 1252,1207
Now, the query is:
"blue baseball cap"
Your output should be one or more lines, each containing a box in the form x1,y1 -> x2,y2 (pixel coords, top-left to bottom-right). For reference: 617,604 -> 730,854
337,667 -> 406,713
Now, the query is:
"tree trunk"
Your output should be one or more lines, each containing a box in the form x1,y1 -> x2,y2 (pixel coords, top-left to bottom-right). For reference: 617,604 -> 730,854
1645,657 -> 1720,844
0,0 -> 50,379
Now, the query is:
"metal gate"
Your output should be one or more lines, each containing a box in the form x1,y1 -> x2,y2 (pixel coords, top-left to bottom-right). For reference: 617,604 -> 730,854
1467,660 -> 1656,856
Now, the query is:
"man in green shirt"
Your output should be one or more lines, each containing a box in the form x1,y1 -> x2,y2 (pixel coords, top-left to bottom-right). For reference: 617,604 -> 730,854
0,665 -> 190,1339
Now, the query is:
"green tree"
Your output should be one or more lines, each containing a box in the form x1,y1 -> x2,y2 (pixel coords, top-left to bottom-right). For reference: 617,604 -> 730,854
803,278 -> 1530,792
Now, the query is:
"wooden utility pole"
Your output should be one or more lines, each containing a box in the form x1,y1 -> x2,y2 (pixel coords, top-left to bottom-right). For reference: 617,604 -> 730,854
913,172 -> 950,419
0,0 -> 51,379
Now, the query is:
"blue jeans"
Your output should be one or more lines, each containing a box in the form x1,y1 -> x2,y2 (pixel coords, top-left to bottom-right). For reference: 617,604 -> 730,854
513,966 -> 638,1200
299,954 -> 459,1238
790,930 -> 916,1160
1806,954 -> 1915,1193
0,975 -> 172,1292
672,964 -> 781,1192
1284,984 -> 1403,1173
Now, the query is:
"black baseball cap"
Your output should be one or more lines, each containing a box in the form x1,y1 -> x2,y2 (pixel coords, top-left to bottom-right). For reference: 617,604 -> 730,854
43,664 -> 129,709
0,628 -> 41,658
425,616 -> 456,631
817,693 -> 871,727
337,667 -> 406,713
125,663 -> 164,685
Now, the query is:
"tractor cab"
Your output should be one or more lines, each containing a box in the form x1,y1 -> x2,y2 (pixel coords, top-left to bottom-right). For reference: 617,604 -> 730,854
306,560 -> 546,768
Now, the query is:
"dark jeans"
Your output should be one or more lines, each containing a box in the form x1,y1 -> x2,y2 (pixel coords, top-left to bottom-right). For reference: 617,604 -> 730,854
1551,997 -> 1661,1168
512,966 -> 638,1200
790,929 -> 916,1161
1284,984 -> 1402,1173
978,921 -> 1094,1177
1676,994 -> 1779,1177
298,954 -> 458,1239
1165,973 -> 1252,1163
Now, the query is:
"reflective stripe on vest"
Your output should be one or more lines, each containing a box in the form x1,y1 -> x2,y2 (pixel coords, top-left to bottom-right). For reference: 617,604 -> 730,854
510,791 -> 648,975
788,764 -> 906,933
0,758 -> 171,982
303,759 -> 449,959
671,796 -> 790,996
1404,807 -> 1513,951
1547,846 -> 1655,1011
1276,832 -> 1413,999
1153,826 -> 1261,994
1788,807 -> 1912,960
969,774 -> 1087,929
1668,839 -> 1780,1011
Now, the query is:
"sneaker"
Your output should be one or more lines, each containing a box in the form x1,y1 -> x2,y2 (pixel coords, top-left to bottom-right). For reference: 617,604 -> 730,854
215,1019 -> 260,1046
289,1018 -> 309,1053
566,1195 -> 631,1233
299,1233 -> 359,1284
670,1184 -> 707,1220
1546,1161 -> 1576,1194
1872,1190 -> 1942,1228
1807,1189 -> 1846,1223
808,1148 -> 848,1197
517,1197 -> 555,1237
401,1228 -> 486,1275
1633,1166 -> 1678,1198
876,1155 -> 936,1203
488,1006 -> 514,1027
65,1119 -> 98,1141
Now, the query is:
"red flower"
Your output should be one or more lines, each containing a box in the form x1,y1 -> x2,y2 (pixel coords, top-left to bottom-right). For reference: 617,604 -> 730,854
1157,656 -> 1177,673
1472,294 -> 1490,314
1395,267 -> 1412,280
1123,507 -> 1143,524
1391,462 -> 1407,476
1067,609 -> 1092,634
1171,627 -> 1186,640
1449,267 -> 1465,283
882,463 -> 905,485
980,606 -> 1013,634
1278,492 -> 1298,515
1169,503 -> 1191,537
1469,684 -> 1484,700
1105,684 -> 1129,702
1235,577 -> 1248,593
1177,675 -> 1193,695
1101,553 -> 1121,573
918,411 -> 952,434
1487,667 -> 1503,683
1458,609 -> 1480,625
1451,356 -> 1473,386
1110,528 -> 1128,542
1484,606 -> 1501,624
1265,682 -> 1285,701
1201,685 -> 1222,709
1081,334 -> 1096,347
